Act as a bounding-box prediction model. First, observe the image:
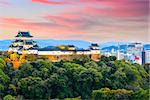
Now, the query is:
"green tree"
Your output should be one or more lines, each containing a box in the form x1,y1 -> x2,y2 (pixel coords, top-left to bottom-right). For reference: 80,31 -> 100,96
72,55 -> 91,65
3,95 -> 16,100
0,84 -> 4,96
0,69 -> 10,83
78,68 -> 102,99
143,63 -> 150,73
0,58 -> 6,69
84,61 -> 98,69
0,55 -> 149,99
8,84 -> 17,95
132,89 -> 149,100
17,76 -> 45,99
92,88 -> 133,100
44,73 -> 70,99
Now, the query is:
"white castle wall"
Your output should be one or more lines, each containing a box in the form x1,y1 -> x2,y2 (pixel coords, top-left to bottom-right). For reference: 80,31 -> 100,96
38,51 -> 74,55
38,50 -> 99,56
76,51 -> 91,55
21,50 -> 38,54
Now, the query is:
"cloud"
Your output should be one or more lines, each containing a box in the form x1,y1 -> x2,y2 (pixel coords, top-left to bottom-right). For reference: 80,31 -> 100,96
0,0 -> 149,42
0,16 -> 84,39
44,15 -> 85,28
32,0 -> 66,5
83,1 -> 148,18
0,17 -> 27,24
66,0 -> 149,19
0,1 -> 11,6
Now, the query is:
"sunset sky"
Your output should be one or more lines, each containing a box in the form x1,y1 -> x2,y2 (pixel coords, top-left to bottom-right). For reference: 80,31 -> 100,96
0,0 -> 149,43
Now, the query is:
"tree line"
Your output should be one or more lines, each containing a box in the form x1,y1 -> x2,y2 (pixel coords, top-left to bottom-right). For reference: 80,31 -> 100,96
0,53 -> 149,100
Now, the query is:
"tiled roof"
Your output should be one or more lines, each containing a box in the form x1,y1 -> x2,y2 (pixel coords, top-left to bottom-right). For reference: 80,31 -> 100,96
76,49 -> 90,51
91,43 -> 99,46
16,32 -> 33,37
26,47 -> 38,50
25,42 -> 33,45
38,48 -> 60,51
33,44 -> 39,48
68,45 -> 75,47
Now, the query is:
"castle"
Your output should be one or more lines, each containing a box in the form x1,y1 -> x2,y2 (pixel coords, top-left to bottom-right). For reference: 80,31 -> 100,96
8,31 -> 100,61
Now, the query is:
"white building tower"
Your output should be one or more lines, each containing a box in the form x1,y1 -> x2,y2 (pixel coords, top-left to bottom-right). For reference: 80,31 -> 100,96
117,42 -> 120,60
90,43 -> 100,61
8,31 -> 39,54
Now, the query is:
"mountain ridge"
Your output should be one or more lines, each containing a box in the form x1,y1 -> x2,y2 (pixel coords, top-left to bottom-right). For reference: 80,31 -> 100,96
0,39 -> 149,51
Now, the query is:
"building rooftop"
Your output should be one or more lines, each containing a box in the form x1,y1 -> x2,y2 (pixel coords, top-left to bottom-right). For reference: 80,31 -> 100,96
68,45 -> 75,47
25,42 -> 33,45
14,40 -> 24,42
91,43 -> 99,46
15,31 -> 33,37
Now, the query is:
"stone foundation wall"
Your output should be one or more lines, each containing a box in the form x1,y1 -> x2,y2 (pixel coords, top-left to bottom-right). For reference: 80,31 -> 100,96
38,54 -> 100,62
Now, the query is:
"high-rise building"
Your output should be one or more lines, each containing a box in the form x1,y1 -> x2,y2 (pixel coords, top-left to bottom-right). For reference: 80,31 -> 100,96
142,49 -> 150,65
126,43 -> 143,65
142,49 -> 146,65
145,49 -> 150,63
127,43 -> 143,56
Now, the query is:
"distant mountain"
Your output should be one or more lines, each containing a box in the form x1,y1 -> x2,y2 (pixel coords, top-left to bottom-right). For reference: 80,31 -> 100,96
101,44 -> 150,51
0,39 -> 149,51
0,40 -> 13,51
101,45 -> 127,51
36,39 -> 92,49
0,39 -> 92,51
99,42 -> 126,48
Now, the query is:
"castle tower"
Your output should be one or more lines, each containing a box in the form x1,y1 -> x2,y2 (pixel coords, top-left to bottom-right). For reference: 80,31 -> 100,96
8,31 -> 38,54
90,43 -> 100,61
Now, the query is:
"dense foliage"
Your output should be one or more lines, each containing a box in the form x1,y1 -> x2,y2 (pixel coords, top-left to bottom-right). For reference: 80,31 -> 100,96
0,55 -> 149,99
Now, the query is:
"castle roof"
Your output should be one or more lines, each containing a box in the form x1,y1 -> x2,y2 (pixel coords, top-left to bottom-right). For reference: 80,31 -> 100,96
14,39 -> 24,42
25,41 -> 33,45
76,49 -> 90,51
15,31 -> 33,37
91,43 -> 99,47
33,44 -> 39,48
68,45 -> 75,47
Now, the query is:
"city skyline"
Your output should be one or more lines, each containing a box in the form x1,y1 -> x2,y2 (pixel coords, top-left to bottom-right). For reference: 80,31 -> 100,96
0,0 -> 149,43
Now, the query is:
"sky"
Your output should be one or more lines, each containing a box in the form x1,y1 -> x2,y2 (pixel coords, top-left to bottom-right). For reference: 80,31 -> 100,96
0,0 -> 149,43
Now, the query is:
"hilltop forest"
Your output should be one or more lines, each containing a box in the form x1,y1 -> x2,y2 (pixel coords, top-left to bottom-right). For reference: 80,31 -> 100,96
0,52 -> 149,100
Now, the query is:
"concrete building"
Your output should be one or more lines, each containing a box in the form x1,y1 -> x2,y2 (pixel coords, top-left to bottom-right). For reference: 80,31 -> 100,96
127,43 -> 143,56
142,49 -> 150,65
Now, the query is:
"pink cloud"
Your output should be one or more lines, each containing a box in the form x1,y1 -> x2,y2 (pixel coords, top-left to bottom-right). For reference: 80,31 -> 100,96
83,1 -> 148,18
32,0 -> 66,5
0,17 -> 84,39
44,15 -> 84,28
0,17 -> 40,31
0,0 -> 148,42
0,1 -> 10,5
0,17 -> 27,24
67,0 -> 149,18
0,1 -> 11,7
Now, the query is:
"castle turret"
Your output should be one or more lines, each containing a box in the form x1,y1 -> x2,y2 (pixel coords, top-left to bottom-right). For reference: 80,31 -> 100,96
15,31 -> 33,39
67,45 -> 76,50
8,31 -> 38,54
90,43 -> 100,61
